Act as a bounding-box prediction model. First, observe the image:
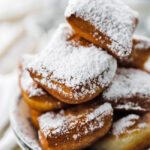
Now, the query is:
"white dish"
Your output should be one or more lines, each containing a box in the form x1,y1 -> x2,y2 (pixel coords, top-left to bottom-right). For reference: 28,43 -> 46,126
10,92 -> 42,150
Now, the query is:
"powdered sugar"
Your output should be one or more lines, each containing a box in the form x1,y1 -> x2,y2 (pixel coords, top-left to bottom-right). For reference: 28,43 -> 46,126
115,102 -> 145,111
27,23 -> 117,100
133,35 -> 150,50
102,68 -> 150,100
112,114 -> 139,136
138,122 -> 148,129
20,55 -> 46,97
38,103 -> 112,138
65,0 -> 138,57
112,114 -> 148,136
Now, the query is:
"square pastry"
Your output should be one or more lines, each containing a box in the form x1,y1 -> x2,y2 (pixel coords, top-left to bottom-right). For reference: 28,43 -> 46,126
65,0 -> 139,58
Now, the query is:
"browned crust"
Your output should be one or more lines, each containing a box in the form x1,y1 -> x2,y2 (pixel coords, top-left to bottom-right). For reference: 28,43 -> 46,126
38,101 -> 113,150
119,37 -> 150,72
30,109 -> 42,129
66,15 -> 138,59
21,88 -> 68,112
94,113 -> 150,150
29,71 -> 104,104
39,131 -> 50,150
19,63 -> 68,112
101,95 -> 150,113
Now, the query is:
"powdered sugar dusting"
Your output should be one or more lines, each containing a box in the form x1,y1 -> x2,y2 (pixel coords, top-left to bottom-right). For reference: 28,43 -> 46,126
20,55 -> 46,98
115,102 -> 145,111
38,103 -> 112,138
27,23 -> 117,100
103,68 -> 150,100
138,123 -> 148,129
65,0 -> 138,57
133,35 -> 150,50
112,114 -> 148,136
112,114 -> 139,136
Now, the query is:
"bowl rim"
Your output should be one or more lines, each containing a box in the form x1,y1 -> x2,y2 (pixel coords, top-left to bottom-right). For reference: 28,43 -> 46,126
9,90 -> 42,150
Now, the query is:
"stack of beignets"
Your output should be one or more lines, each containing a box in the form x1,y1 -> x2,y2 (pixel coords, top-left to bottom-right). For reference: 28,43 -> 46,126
18,0 -> 150,149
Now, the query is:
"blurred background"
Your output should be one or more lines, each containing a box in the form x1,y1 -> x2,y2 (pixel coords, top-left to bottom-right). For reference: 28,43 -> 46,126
0,0 -> 149,149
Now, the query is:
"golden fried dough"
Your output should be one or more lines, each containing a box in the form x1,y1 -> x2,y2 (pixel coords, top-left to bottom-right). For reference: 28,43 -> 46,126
27,23 -> 117,104
19,58 -> 68,112
101,68 -> 150,113
92,113 -> 150,150
65,0 -> 138,58
119,35 -> 150,72
38,101 -> 113,150
30,109 -> 42,129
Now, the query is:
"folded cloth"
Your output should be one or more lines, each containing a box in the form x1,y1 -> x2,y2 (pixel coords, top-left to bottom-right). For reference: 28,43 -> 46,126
0,72 -> 20,150
0,128 -> 18,150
